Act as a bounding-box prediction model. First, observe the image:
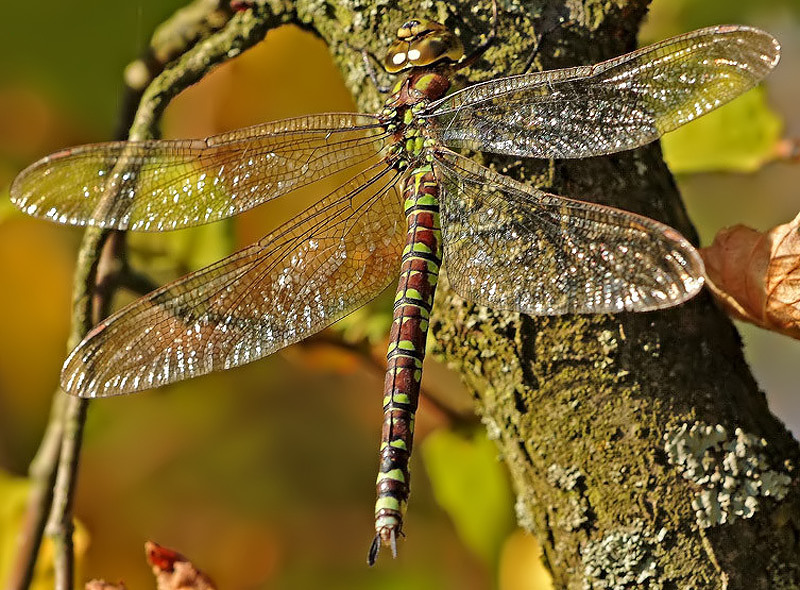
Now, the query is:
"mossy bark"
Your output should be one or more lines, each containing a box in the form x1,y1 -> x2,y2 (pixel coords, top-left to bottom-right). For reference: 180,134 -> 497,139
292,0 -> 800,587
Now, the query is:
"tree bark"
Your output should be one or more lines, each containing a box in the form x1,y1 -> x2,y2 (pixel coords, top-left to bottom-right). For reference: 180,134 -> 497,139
296,0 -> 800,587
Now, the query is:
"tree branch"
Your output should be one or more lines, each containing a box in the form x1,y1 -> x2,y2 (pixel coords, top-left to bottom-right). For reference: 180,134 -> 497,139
10,3 -> 292,589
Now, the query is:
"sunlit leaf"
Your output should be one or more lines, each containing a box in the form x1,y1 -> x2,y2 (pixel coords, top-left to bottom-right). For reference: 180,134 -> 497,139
643,0 -> 800,42
0,191 -> 19,224
422,429 -> 514,565
127,219 -> 235,284
700,214 -> 800,338
0,472 -> 32,587
662,86 -> 783,173
498,530 -> 554,590
0,470 -> 89,590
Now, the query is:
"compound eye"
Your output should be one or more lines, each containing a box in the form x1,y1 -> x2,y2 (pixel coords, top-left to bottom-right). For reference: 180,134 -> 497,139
407,31 -> 464,67
382,19 -> 464,73
397,20 -> 421,39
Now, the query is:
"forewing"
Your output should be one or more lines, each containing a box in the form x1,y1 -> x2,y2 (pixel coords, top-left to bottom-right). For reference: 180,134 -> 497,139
11,113 -> 389,231
434,150 -> 704,314
62,163 -> 405,397
428,26 -> 780,158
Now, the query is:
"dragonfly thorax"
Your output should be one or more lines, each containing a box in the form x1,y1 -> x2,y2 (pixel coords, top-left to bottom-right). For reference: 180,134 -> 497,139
380,70 -> 448,170
383,19 -> 464,73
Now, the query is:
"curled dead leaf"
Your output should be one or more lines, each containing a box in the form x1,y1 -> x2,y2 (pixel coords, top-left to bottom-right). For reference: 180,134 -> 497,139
146,541 -> 216,590
700,214 -> 800,339
772,137 -> 800,163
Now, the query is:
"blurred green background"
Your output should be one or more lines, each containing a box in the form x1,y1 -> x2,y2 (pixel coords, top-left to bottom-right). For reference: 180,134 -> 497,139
0,0 -> 798,588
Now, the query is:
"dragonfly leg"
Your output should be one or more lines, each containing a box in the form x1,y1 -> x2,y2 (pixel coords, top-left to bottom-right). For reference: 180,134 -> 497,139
520,11 -> 574,73
347,42 -> 393,93
453,0 -> 498,71
362,49 -> 393,93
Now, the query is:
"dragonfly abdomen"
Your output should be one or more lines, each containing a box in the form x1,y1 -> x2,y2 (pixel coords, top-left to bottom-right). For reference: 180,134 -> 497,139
370,164 -> 442,564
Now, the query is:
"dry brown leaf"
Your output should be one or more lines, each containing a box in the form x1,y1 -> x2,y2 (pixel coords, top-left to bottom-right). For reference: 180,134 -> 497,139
145,541 -> 217,590
772,137 -> 800,163
700,213 -> 800,339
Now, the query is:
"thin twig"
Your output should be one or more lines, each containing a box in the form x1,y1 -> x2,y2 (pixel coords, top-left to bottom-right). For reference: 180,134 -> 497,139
303,331 -> 477,426
46,5 -> 288,586
8,394 -> 66,590
8,2 -> 290,589
45,396 -> 89,590
47,228 -> 120,590
114,0 -> 235,139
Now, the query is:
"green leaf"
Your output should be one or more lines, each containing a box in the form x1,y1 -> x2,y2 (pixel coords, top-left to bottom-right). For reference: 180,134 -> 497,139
331,288 -> 395,346
662,86 -> 783,174
0,191 -> 19,225
0,472 -> 33,585
127,218 -> 236,284
422,429 -> 515,566
0,470 -> 90,590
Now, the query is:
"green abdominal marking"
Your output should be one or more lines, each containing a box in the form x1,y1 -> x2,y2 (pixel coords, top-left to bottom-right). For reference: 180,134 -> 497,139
369,165 -> 442,563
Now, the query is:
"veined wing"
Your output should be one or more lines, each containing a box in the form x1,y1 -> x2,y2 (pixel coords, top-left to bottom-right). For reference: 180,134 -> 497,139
427,26 -> 780,158
62,162 -> 405,398
11,113 -> 389,231
434,150 -> 703,314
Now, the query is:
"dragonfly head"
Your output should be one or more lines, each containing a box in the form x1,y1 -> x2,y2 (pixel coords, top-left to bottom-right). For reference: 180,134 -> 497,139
383,19 -> 464,73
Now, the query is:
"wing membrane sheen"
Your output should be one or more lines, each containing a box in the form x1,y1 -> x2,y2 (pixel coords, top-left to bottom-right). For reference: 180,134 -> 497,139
62,161 -> 405,397
434,149 -> 704,315
428,26 -> 780,158
11,113 -> 389,231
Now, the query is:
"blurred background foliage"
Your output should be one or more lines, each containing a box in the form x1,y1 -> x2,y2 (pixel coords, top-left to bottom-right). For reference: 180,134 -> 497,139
0,0 -> 797,588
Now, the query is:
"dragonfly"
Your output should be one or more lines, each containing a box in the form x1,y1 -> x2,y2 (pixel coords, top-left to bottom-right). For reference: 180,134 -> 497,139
10,16 -> 780,564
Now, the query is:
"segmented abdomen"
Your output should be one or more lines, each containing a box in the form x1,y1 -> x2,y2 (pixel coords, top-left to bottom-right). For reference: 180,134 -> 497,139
370,164 -> 442,563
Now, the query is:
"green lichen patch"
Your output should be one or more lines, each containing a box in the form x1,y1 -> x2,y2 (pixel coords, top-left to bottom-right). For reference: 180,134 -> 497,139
663,422 -> 792,528
565,0 -> 627,30
581,523 -> 667,589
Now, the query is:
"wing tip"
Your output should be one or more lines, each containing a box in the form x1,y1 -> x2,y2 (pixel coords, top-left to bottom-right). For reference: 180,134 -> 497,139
60,330 -> 110,399
714,24 -> 781,69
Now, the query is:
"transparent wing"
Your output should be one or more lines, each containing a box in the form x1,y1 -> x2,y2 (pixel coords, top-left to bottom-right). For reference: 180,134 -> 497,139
428,26 -> 780,158
434,150 -> 704,314
11,113 -> 389,231
62,162 -> 405,398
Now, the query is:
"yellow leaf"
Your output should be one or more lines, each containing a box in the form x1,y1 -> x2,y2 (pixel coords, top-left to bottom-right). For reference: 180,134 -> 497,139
422,429 -> 514,566
499,530 -> 553,590
0,470 -> 90,590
